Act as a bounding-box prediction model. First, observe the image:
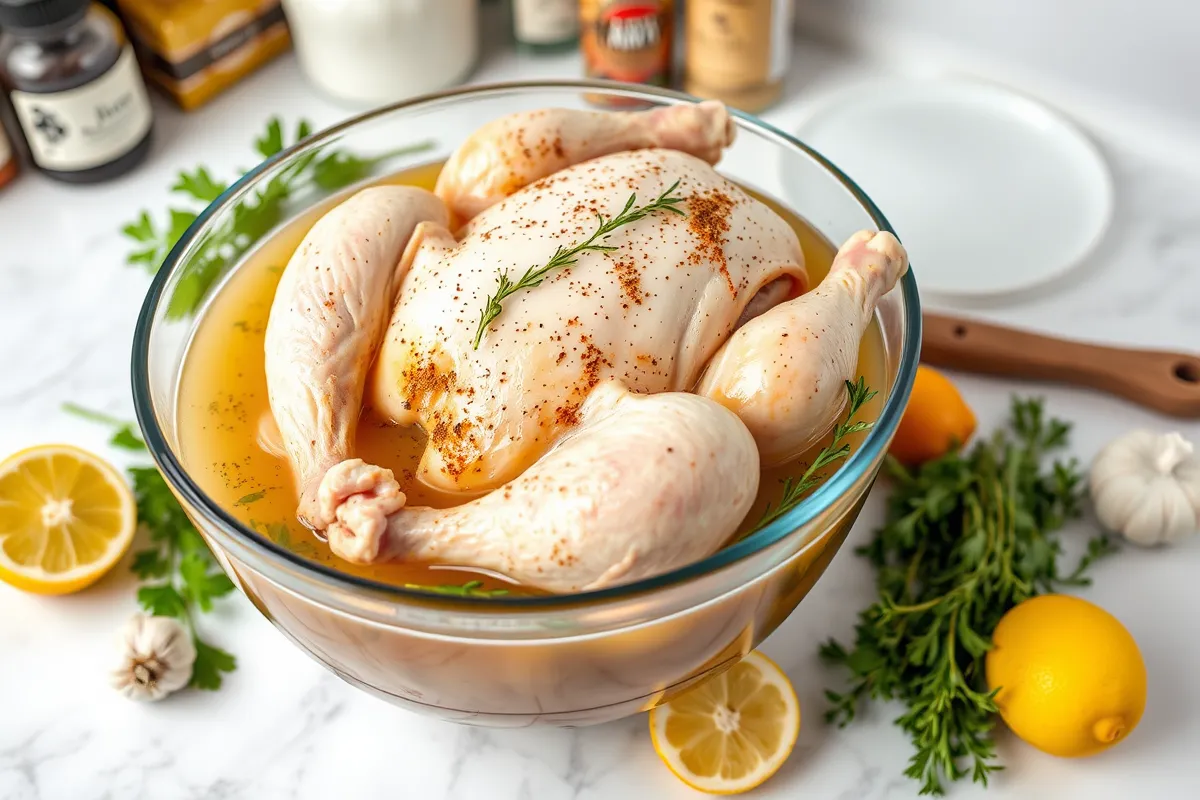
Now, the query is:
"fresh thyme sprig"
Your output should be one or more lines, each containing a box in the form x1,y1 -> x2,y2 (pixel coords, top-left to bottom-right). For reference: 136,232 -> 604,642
819,396 -> 1116,795
472,180 -> 688,348
756,377 -> 878,529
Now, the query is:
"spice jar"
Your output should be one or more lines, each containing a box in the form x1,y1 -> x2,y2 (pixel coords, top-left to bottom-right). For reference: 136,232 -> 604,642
0,122 -> 18,188
116,0 -> 291,111
281,0 -> 478,108
684,0 -> 793,113
513,0 -> 578,54
580,0 -> 674,108
0,0 -> 153,183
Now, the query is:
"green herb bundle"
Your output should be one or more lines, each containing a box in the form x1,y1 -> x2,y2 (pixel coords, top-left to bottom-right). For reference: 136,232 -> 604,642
64,405 -> 237,690
121,118 -> 433,319
820,397 -> 1116,795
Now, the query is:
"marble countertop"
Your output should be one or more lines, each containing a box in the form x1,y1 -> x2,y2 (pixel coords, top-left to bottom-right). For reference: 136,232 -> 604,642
2,24 -> 1199,800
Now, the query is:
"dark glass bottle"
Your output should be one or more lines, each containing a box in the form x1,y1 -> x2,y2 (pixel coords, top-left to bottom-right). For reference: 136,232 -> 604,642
0,0 -> 153,184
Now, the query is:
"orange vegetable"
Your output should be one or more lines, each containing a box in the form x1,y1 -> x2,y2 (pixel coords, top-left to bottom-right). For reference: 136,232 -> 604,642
888,365 -> 976,465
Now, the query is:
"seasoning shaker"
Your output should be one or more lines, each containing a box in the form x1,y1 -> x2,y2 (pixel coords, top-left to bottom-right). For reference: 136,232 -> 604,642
580,0 -> 675,108
684,0 -> 793,113
0,0 -> 154,183
513,0 -> 578,54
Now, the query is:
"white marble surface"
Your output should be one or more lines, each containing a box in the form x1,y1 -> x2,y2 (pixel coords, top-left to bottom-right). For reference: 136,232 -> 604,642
3,23 -> 1200,800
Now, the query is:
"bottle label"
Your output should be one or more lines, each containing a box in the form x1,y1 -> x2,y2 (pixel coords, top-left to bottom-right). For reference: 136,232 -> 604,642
515,0 -> 579,44
10,46 -> 153,173
582,1 -> 673,87
685,0 -> 793,91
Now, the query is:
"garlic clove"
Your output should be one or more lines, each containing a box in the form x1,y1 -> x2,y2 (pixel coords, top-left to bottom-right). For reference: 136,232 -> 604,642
111,613 -> 196,702
1152,432 -> 1194,475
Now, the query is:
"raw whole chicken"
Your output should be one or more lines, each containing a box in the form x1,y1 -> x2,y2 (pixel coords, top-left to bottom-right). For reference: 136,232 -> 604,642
264,101 -> 909,593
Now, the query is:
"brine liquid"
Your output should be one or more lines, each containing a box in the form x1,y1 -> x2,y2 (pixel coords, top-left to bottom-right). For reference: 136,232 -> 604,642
176,162 -> 887,595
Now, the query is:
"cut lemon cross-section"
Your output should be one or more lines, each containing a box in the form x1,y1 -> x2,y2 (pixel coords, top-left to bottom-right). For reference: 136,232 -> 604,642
0,444 -> 136,595
650,651 -> 801,794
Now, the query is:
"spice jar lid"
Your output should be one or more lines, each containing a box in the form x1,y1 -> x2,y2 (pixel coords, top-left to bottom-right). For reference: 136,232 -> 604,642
0,0 -> 89,30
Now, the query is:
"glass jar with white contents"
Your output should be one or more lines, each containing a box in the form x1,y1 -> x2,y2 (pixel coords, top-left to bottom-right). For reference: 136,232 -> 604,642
280,0 -> 479,108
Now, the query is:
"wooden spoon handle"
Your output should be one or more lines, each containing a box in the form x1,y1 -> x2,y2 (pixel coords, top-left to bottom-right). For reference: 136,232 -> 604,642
921,313 -> 1200,418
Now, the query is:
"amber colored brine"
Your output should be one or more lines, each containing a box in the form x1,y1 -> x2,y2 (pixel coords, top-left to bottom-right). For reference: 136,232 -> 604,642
176,160 -> 887,597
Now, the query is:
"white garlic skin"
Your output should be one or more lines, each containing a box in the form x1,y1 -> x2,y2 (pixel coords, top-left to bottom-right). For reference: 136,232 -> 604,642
111,613 -> 197,701
1090,430 -> 1200,547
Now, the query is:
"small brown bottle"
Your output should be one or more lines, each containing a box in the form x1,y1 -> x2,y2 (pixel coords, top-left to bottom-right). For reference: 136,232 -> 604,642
0,0 -> 154,183
0,122 -> 19,188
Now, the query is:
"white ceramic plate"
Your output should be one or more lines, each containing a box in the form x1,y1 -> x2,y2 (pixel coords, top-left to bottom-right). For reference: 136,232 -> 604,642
785,78 -> 1114,301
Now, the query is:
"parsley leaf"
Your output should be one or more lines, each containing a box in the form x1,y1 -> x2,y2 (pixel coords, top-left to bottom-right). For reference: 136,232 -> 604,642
120,116 -> 435,320
255,117 -> 285,159
110,427 -> 147,451
171,167 -> 228,203
122,211 -> 156,242
235,490 -> 266,506
190,638 -> 237,690
179,551 -> 235,612
62,403 -> 147,451
137,584 -> 188,618
131,548 -> 170,579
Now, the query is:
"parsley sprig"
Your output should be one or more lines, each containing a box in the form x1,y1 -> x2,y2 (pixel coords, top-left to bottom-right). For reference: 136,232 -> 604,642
472,180 -> 688,348
756,377 -> 877,529
122,118 -> 434,320
63,405 -> 237,690
62,402 -> 146,452
819,397 -> 1116,795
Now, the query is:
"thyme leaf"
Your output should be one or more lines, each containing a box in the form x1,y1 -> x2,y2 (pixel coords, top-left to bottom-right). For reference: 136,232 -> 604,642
472,180 -> 687,348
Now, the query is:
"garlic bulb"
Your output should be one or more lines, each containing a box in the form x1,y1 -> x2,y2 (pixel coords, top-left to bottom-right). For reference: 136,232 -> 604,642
1090,430 -> 1200,546
111,614 -> 196,701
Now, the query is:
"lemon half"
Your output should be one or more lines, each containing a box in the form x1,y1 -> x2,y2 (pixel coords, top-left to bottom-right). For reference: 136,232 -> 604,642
650,651 -> 801,794
0,444 -> 136,595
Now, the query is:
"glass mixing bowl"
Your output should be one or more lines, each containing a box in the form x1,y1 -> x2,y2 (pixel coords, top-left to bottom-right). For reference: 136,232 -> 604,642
132,81 -> 921,727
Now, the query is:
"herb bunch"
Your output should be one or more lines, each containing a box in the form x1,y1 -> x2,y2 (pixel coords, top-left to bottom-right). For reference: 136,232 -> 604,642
820,397 -> 1116,795
473,180 -> 688,348
757,377 -> 877,529
122,118 -> 433,319
64,406 -> 237,690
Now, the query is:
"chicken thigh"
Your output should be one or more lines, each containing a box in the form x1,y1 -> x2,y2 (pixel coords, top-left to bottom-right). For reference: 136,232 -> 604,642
319,381 -> 759,593
264,102 -> 909,592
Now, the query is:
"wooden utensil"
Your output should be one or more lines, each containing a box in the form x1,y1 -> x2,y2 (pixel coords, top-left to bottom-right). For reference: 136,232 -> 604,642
921,313 -> 1200,418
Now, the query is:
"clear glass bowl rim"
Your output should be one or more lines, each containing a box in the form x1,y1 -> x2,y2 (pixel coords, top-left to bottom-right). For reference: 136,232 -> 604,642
131,78 -> 922,609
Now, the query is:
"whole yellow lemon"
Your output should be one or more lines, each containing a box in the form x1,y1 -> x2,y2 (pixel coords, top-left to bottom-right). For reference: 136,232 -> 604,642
986,594 -> 1146,758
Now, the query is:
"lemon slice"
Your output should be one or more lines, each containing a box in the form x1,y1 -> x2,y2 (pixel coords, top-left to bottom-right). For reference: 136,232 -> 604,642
0,444 -> 136,595
650,651 -> 801,794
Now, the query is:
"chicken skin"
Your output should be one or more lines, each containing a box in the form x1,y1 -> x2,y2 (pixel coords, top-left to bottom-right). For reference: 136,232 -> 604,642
264,101 -> 909,592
